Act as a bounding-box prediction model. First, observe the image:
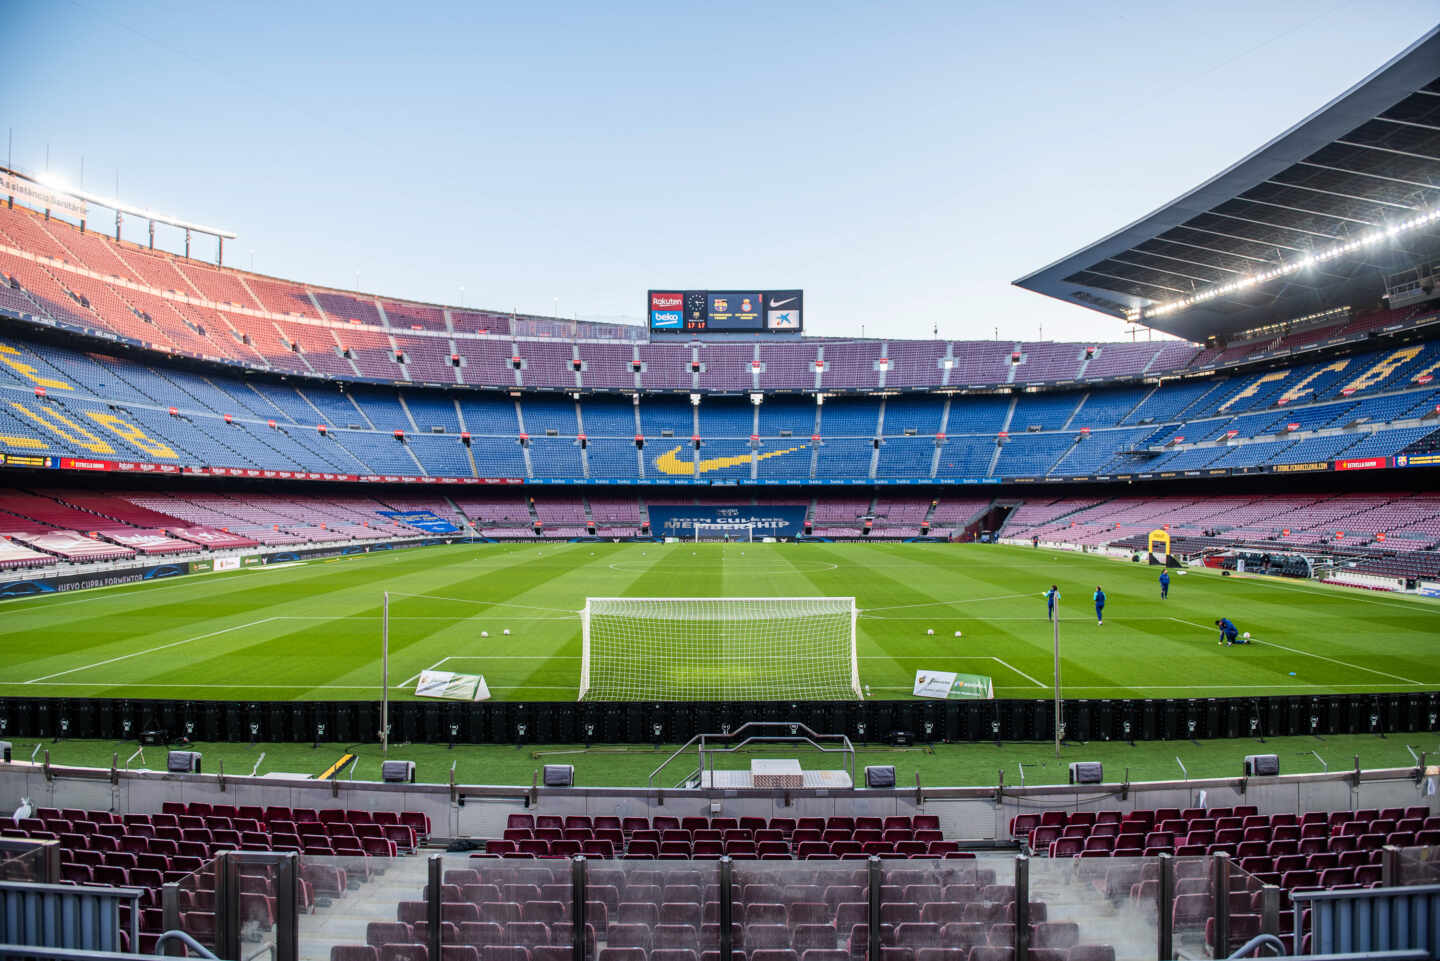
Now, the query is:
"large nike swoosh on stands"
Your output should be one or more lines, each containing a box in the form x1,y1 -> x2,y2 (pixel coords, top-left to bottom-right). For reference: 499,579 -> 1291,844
653,444 -> 808,476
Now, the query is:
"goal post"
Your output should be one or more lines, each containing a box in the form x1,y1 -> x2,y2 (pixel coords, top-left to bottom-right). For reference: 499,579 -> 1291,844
579,596 -> 861,701
694,523 -> 753,543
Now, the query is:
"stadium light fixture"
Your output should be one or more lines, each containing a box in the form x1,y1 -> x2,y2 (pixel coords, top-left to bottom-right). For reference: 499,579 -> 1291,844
1138,205 -> 1440,320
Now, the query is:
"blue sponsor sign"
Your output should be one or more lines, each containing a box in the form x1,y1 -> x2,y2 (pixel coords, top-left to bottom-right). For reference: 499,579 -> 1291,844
647,505 -> 807,539
378,510 -> 461,534
650,309 -> 682,329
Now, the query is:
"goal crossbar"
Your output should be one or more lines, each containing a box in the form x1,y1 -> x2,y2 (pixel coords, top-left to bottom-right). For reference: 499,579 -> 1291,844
579,596 -> 861,702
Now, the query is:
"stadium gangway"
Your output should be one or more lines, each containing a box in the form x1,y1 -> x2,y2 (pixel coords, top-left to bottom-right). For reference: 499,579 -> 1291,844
646,719 -> 855,789
159,850 -> 300,961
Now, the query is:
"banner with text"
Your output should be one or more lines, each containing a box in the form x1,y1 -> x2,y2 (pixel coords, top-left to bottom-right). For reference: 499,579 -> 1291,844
377,510 -> 462,534
646,506 -> 807,539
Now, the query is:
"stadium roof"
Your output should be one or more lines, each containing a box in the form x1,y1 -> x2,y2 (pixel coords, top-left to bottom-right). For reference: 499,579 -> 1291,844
1015,26 -> 1440,343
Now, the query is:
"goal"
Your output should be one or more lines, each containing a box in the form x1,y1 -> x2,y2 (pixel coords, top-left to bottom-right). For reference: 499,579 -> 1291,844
695,523 -> 753,543
578,597 -> 861,701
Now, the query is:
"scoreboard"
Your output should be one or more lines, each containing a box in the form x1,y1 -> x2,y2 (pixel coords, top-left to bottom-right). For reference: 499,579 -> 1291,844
648,289 -> 803,333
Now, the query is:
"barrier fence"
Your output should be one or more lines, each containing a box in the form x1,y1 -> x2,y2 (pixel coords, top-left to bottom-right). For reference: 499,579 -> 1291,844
0,691 -> 1436,745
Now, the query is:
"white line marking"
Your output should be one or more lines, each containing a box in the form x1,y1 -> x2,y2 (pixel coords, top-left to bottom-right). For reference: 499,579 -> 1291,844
862,593 -> 1033,613
24,617 -> 281,683
2,682 -> 396,690
1167,617 -> 1421,686
992,657 -> 1047,688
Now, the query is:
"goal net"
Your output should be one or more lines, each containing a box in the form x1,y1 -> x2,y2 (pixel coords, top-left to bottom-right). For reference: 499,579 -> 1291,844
695,523 -> 753,543
578,596 -> 861,701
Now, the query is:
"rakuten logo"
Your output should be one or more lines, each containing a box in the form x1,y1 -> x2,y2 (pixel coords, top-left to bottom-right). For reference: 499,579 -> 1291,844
651,292 -> 683,309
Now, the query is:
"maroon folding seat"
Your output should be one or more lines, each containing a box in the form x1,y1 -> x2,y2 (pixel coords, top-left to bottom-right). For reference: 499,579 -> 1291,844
770,818 -> 796,836
60,863 -> 93,884
399,812 -> 431,839
92,865 -> 129,886
599,952 -> 647,961
439,948 -> 478,961
1048,837 -> 1083,858
379,945 -> 427,961
457,922 -> 502,947
478,949 -> 523,961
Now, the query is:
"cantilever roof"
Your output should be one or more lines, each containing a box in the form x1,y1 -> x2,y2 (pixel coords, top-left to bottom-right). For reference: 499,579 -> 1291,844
1015,26 -> 1440,343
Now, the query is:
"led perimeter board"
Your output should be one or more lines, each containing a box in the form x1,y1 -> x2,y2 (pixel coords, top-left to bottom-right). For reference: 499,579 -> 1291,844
648,290 -> 803,333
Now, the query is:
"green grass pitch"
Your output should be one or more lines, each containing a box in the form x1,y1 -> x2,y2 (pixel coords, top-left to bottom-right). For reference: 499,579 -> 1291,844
0,541 -> 1436,702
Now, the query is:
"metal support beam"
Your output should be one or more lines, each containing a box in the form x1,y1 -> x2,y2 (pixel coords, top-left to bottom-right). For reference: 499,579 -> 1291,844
570,856 -> 586,961
1014,854 -> 1030,961
426,856 -> 442,961
1212,851 -> 1232,958
1157,853 -> 1174,961
274,853 -> 299,961
719,856 -> 734,961
867,856 -> 882,961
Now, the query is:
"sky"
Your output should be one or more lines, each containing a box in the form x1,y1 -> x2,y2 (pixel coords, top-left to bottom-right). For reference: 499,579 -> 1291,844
2,1 -> 1436,343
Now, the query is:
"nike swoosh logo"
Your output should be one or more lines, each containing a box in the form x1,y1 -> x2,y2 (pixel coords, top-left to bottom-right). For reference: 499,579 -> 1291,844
768,297 -> 796,308
653,444 -> 808,476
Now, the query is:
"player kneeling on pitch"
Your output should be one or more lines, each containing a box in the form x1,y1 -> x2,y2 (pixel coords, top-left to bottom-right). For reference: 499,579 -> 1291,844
1216,617 -> 1247,646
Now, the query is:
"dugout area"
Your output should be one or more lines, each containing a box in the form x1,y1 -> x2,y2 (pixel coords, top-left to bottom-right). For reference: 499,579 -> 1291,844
0,689 -> 1435,745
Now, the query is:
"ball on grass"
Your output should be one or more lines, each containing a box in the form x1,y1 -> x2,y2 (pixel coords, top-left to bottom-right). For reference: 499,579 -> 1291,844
503,629 -> 511,636
954,631 -> 962,637
927,628 -> 934,636
1243,631 -> 1251,639
481,631 -> 489,638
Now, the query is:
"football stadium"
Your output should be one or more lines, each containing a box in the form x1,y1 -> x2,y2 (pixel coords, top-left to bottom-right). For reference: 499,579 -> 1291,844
0,12 -> 1439,961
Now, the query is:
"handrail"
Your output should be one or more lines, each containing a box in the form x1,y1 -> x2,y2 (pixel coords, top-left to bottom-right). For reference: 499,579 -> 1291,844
155,931 -> 220,960
648,721 -> 855,788
1227,933 -> 1285,958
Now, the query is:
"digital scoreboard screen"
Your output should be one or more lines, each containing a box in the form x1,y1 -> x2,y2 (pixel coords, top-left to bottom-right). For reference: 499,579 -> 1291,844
648,290 -> 803,333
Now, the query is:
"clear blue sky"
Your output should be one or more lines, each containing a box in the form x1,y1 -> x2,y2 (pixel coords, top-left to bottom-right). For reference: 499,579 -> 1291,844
3,1 -> 1435,342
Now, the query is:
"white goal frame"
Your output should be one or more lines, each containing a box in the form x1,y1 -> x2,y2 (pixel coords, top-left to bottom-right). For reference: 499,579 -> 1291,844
578,596 -> 861,701
694,523 -> 754,543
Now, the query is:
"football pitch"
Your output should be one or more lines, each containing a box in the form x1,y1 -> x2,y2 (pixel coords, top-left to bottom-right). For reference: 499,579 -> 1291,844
0,541 -> 1436,702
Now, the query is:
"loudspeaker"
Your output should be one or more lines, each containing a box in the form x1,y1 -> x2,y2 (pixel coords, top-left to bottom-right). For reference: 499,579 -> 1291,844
167,750 -> 202,773
381,760 -> 416,783
1068,761 -> 1103,784
864,765 -> 896,788
543,764 -> 574,787
1244,754 -> 1279,776
0,741 -> 10,763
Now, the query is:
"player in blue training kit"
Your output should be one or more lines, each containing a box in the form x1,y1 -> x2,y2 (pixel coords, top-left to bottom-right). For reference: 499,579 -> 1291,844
1093,585 -> 1105,625
1216,617 -> 1244,645
1159,570 -> 1170,599
1045,585 -> 1060,621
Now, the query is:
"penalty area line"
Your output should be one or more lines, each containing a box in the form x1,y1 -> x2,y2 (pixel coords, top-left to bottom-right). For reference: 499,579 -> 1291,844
1167,616 -> 1421,686
992,657 -> 1047,689
395,656 -> 450,689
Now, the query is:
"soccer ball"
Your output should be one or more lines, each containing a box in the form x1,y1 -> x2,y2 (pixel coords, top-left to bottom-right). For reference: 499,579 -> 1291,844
927,628 -> 934,635
1243,631 -> 1251,639
503,629 -> 511,636
481,631 -> 489,638
954,631 -> 962,637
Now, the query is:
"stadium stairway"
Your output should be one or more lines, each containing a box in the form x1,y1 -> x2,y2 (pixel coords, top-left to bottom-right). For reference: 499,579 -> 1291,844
300,856 -> 433,961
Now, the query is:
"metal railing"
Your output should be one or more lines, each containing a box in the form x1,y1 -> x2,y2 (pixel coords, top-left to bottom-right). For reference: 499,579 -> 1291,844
648,720 -> 856,788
